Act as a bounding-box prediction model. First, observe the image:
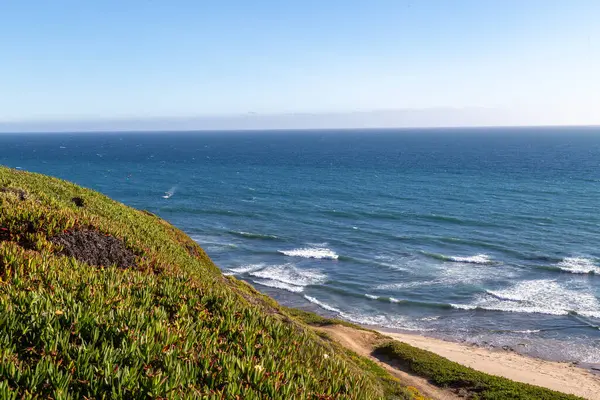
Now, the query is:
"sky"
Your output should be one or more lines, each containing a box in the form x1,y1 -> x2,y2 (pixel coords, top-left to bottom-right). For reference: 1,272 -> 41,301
1,0 -> 599,131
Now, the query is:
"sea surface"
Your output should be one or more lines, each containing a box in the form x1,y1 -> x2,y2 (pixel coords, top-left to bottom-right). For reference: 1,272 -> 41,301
2,127 -> 600,365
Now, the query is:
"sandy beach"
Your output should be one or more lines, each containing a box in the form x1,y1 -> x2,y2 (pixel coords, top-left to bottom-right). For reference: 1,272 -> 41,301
380,330 -> 600,400
317,324 -> 600,400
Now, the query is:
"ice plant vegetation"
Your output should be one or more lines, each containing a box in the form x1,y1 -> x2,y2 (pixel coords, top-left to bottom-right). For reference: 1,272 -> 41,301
0,166 -> 414,399
0,166 -> 584,400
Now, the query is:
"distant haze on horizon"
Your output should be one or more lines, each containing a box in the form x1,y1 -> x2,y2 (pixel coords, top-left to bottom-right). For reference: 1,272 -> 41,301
1,108 -> 599,133
1,0 -> 599,131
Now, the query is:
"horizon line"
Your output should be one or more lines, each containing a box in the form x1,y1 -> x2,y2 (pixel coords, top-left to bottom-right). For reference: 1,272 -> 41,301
1,124 -> 600,135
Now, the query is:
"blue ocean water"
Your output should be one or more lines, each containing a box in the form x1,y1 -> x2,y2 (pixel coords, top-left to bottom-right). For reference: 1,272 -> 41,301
2,127 -> 600,364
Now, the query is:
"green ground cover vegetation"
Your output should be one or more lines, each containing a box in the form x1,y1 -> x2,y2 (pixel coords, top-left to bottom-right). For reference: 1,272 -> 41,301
0,166 -> 414,399
0,166 -> 583,400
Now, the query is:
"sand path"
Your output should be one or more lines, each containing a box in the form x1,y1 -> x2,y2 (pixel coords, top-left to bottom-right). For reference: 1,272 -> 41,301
318,325 -> 460,399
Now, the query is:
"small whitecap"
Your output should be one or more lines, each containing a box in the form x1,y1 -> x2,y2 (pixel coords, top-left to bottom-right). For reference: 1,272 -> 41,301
279,247 -> 339,260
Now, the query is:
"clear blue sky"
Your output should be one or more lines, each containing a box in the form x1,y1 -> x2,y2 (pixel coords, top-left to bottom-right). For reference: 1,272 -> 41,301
1,0 -> 599,129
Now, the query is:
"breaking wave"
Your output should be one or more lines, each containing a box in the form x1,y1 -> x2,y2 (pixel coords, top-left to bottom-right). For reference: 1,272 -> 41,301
302,295 -> 428,331
253,280 -> 305,293
243,264 -> 327,293
303,295 -> 342,313
451,279 -> 600,319
556,257 -> 600,274
364,294 -> 404,304
225,263 -> 265,275
422,252 -> 495,265
228,230 -> 280,240
279,247 -> 339,260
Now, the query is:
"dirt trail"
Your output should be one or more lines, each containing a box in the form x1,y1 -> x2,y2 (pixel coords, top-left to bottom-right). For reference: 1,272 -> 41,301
317,325 -> 460,400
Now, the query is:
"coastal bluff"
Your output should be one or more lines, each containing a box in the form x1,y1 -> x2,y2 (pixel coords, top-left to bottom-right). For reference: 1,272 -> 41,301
0,166 -> 587,399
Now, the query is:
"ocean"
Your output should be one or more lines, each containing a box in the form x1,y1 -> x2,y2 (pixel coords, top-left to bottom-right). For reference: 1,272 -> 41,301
2,127 -> 600,365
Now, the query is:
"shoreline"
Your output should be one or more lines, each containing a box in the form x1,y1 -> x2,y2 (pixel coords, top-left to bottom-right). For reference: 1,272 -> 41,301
373,327 -> 600,399
374,325 -> 600,374
376,321 -> 600,377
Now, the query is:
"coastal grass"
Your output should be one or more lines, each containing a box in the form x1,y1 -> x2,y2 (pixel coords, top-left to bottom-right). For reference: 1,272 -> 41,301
0,166 -> 583,400
373,341 -> 584,400
0,166 -> 419,399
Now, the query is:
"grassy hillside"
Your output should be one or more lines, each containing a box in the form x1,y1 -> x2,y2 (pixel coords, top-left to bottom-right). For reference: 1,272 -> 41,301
0,166 -> 414,399
0,166 -> 585,400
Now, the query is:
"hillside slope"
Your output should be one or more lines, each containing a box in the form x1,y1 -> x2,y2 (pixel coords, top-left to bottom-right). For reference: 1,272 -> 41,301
0,166 -> 415,399
0,166 -> 586,400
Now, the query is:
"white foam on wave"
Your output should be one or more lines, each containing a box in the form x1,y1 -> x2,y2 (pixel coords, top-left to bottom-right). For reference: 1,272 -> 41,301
373,254 -> 409,271
247,264 -> 327,293
254,280 -> 305,293
279,247 -> 339,260
419,316 -> 441,322
340,312 -> 430,332
303,295 -> 342,313
577,310 -> 600,319
227,263 -> 266,275
452,279 -> 600,317
162,185 -> 177,199
374,253 -> 505,294
439,257 -> 512,286
365,294 -> 403,304
449,254 -> 493,264
191,235 -> 237,251
512,329 -> 542,334
233,231 -> 278,240
191,235 -> 237,247
450,304 -> 478,310
376,281 -> 424,290
303,296 -> 430,331
376,259 -> 501,292
205,244 -> 237,252
557,257 -> 600,274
